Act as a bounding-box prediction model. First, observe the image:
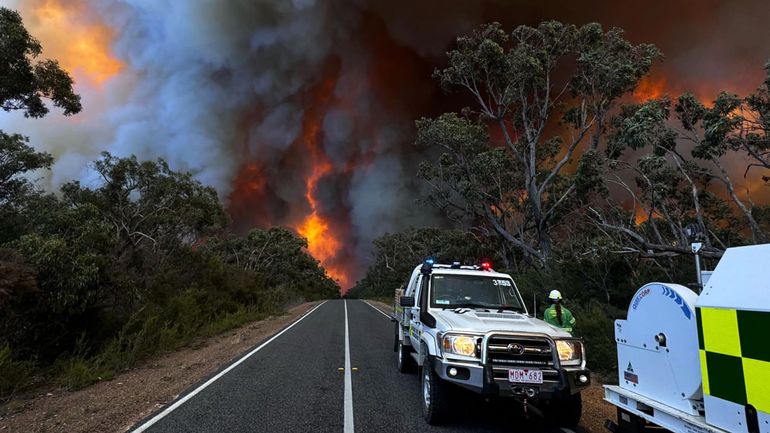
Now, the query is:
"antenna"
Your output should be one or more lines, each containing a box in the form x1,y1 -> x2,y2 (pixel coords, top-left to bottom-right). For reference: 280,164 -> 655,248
685,222 -> 706,293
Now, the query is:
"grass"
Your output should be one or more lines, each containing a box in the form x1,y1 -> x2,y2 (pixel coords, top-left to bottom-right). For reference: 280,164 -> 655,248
0,287 -> 284,398
0,345 -> 35,398
47,295 -> 280,392
60,309 -> 272,391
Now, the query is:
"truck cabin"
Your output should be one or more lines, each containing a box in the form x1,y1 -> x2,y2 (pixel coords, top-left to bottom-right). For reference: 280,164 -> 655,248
402,261 -> 527,316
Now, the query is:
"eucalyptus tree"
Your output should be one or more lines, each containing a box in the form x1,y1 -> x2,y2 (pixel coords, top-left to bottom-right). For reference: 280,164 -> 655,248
0,7 -> 81,117
591,80 -> 770,261
417,21 -> 660,265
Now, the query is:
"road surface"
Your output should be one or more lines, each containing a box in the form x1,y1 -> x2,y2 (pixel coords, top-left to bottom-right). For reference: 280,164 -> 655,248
130,300 -> 579,433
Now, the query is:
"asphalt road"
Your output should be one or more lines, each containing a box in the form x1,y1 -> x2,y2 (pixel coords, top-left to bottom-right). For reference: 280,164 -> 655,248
130,299 -> 578,433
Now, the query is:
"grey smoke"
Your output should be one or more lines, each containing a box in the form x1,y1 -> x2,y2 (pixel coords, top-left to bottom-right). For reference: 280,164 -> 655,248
3,0 -> 770,286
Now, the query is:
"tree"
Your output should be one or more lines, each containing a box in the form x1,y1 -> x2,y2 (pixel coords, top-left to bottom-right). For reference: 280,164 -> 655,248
683,93 -> 767,243
0,131 -> 53,204
592,97 -> 728,259
0,131 -> 55,242
417,21 -> 660,266
202,227 -> 339,300
61,153 -> 228,262
740,62 -> 770,184
0,7 -> 81,117
0,248 -> 36,308
0,6 -> 80,242
591,76 -> 770,260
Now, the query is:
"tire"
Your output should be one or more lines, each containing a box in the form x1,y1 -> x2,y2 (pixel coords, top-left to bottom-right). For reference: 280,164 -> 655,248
421,357 -> 450,425
397,340 -> 414,373
548,392 -> 582,429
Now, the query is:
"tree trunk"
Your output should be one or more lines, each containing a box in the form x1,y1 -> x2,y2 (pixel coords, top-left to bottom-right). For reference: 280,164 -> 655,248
537,224 -> 552,267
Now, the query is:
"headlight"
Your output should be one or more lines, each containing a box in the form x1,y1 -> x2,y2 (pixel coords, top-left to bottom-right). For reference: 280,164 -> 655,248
556,340 -> 583,366
441,334 -> 478,358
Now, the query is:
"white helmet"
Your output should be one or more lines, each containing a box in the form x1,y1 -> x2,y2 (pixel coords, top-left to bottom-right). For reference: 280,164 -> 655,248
548,290 -> 563,301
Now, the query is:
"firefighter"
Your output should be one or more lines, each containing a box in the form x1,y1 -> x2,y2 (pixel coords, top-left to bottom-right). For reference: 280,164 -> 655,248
543,290 -> 576,332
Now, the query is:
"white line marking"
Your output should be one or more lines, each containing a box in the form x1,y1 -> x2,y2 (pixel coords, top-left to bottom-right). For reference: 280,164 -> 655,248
131,301 -> 328,433
362,300 -> 391,319
344,300 -> 355,433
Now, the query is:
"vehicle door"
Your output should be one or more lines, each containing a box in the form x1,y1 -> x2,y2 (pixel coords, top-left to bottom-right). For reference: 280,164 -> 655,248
408,273 -> 425,348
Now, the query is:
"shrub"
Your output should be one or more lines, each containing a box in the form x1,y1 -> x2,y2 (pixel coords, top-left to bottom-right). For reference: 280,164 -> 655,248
0,345 -> 35,398
55,356 -> 105,390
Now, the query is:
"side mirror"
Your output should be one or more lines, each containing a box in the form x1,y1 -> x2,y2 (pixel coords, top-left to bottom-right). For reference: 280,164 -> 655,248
399,296 -> 416,307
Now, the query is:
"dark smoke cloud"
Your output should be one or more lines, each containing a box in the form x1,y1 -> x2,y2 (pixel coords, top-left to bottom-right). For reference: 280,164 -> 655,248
3,0 -> 770,286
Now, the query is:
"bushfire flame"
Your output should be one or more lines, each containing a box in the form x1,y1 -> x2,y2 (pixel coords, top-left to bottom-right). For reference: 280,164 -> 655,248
293,73 -> 349,289
296,155 -> 347,287
20,0 -> 123,86
634,75 -> 667,101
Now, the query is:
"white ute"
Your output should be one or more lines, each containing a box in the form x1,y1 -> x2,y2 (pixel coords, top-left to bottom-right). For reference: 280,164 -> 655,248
392,260 -> 591,427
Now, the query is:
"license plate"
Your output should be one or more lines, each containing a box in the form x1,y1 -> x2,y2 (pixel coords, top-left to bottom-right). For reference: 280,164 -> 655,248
508,368 -> 543,384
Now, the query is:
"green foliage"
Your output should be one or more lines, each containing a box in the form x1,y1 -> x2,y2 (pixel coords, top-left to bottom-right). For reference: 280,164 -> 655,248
0,7 -> 81,117
0,248 -> 36,309
569,301 -> 621,373
0,131 -> 53,204
61,152 -> 228,257
574,149 -> 606,200
55,356 -> 102,391
0,344 -> 34,397
0,132 -> 56,243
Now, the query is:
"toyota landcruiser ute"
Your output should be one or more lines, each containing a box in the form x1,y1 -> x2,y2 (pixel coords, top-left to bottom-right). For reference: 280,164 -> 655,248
393,259 -> 590,427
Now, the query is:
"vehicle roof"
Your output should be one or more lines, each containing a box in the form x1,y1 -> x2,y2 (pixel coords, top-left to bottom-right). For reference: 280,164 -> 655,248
697,243 -> 770,312
411,264 -> 514,280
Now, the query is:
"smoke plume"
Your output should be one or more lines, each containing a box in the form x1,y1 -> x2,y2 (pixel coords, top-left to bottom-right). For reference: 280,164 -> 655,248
3,0 -> 770,289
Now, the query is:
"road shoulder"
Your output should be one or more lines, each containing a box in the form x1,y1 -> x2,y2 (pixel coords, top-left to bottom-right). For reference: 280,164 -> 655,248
0,301 -> 320,433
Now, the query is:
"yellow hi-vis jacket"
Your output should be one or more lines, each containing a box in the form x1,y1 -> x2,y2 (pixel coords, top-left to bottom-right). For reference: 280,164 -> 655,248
543,305 -> 576,332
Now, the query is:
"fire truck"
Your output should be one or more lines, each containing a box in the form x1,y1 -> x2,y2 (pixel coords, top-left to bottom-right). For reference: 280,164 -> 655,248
604,243 -> 770,433
392,259 -> 591,427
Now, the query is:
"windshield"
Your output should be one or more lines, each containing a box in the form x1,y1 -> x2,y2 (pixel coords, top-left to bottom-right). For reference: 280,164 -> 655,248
430,274 -> 524,311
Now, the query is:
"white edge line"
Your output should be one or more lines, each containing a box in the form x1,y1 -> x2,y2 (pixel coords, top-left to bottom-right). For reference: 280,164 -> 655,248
131,300 -> 328,433
362,300 -> 391,319
343,300 -> 354,433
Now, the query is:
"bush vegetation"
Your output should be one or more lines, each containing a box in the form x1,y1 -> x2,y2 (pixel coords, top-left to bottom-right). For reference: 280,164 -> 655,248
0,146 -> 338,398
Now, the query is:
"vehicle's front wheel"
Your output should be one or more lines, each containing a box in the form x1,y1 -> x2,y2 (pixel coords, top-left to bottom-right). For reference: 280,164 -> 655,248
396,340 -> 414,373
547,392 -> 582,429
421,357 -> 450,425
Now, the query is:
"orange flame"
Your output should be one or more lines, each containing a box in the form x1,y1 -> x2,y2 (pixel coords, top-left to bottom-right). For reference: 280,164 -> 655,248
19,0 -> 123,86
633,75 -> 667,101
293,72 -> 349,290
634,207 -> 650,225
